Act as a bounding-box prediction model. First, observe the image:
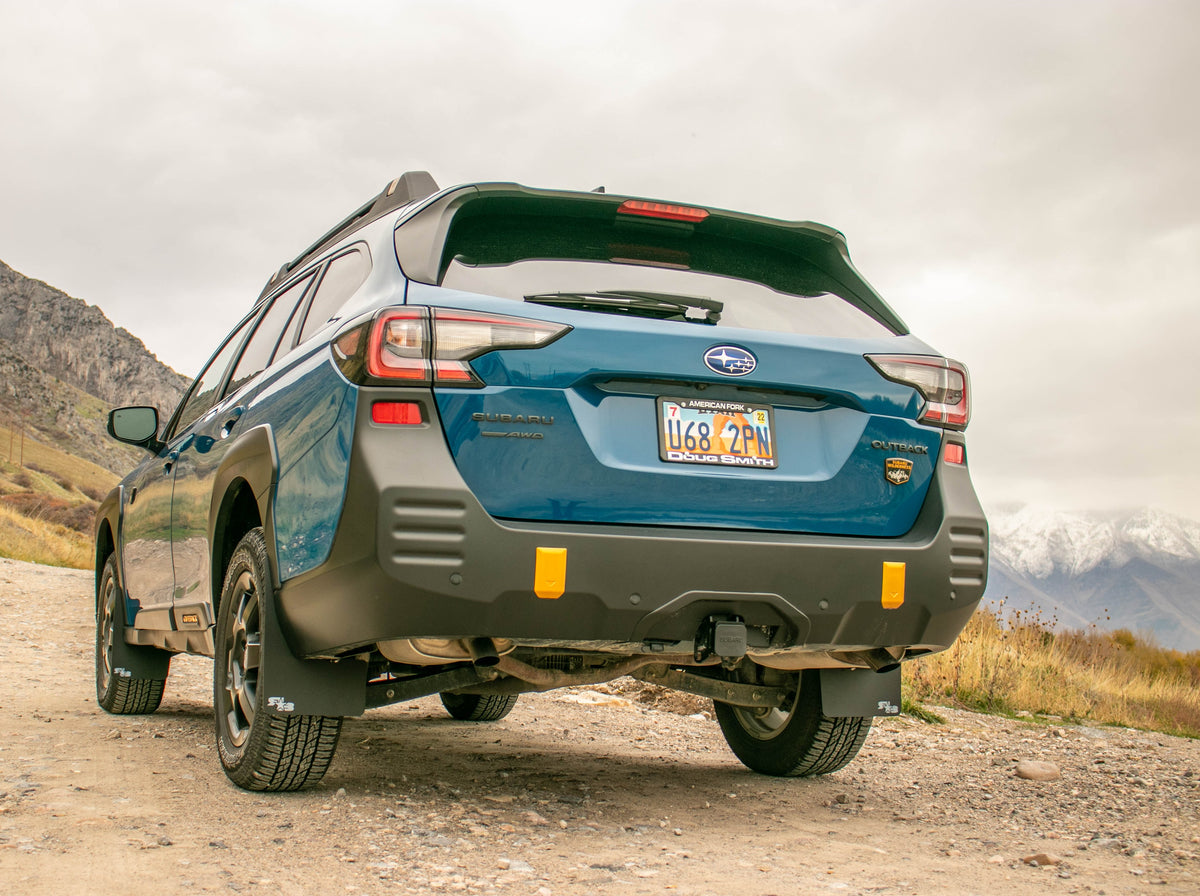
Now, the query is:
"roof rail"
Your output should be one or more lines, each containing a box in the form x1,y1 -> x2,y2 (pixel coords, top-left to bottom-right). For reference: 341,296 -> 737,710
257,171 -> 440,301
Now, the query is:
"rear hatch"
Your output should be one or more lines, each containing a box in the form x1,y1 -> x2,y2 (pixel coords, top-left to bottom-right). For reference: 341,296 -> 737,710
394,187 -> 950,538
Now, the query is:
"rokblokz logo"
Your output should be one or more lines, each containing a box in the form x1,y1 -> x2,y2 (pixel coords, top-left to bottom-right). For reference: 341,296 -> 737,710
703,345 -> 757,377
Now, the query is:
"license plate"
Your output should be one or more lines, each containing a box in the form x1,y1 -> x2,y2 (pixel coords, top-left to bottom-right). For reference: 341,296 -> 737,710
657,397 -> 777,469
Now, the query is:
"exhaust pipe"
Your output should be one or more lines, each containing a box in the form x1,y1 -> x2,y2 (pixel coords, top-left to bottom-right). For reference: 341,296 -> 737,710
466,637 -> 500,667
835,648 -> 902,674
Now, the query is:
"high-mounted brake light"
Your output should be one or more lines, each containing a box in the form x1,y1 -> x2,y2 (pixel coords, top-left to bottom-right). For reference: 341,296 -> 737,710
866,354 -> 971,429
618,199 -> 710,223
337,307 -> 571,387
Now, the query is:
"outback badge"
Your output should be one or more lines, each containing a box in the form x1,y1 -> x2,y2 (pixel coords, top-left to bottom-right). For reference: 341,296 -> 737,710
884,458 -> 913,485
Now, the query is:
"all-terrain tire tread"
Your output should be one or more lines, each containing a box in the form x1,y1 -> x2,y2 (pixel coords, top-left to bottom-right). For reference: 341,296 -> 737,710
96,555 -> 168,716
714,669 -> 871,778
440,693 -> 519,722
100,676 -> 166,715
781,713 -> 871,777
214,529 -> 343,793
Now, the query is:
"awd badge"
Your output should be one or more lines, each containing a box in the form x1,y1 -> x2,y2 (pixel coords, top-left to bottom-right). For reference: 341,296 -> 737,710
884,458 -> 912,485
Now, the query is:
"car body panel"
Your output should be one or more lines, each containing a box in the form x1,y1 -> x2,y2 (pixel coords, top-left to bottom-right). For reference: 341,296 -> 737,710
410,284 -> 941,536
96,175 -> 988,735
275,389 -> 986,657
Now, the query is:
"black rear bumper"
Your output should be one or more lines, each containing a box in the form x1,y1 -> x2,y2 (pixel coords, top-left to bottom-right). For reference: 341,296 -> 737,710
277,392 -> 988,658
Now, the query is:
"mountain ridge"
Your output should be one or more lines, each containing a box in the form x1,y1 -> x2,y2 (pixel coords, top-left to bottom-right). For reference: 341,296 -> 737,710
0,259 -> 188,477
984,504 -> 1200,650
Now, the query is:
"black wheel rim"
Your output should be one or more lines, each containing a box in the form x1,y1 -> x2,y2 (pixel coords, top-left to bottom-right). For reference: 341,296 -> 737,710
222,571 -> 262,749
97,572 -> 117,692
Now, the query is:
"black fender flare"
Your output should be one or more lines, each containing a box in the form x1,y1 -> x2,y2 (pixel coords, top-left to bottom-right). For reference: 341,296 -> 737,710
207,424 -> 280,595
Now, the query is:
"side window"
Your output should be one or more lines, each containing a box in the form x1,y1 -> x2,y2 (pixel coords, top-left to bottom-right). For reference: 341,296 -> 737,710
296,248 -> 371,345
171,315 -> 257,436
226,274 -> 314,396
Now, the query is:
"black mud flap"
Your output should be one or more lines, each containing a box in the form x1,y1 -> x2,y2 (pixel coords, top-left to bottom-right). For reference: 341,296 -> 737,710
819,667 -> 901,717
258,585 -> 368,718
110,633 -> 171,681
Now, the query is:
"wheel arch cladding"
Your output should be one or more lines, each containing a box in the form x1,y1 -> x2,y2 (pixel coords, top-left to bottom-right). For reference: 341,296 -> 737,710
95,518 -> 116,598
209,424 -> 278,611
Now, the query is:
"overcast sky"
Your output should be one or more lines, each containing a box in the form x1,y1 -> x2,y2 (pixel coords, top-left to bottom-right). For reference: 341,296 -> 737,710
1,0 -> 1197,518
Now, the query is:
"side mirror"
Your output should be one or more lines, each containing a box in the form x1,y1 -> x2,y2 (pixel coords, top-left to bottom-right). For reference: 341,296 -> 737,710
107,407 -> 163,451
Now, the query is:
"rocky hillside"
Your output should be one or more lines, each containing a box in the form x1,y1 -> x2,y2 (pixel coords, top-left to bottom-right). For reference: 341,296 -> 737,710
0,259 -> 189,476
984,505 -> 1200,651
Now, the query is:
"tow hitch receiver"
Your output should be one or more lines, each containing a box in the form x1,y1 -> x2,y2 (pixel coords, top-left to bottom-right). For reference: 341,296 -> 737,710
694,616 -> 748,662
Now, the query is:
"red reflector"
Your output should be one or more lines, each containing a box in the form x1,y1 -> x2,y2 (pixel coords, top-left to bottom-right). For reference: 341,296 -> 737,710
944,443 -> 965,465
371,401 -> 423,425
618,199 -> 709,223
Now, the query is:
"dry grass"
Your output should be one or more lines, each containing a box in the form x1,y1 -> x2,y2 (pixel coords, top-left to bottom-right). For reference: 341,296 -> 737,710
0,426 -> 111,570
0,424 -> 117,498
905,605 -> 1200,738
0,502 -> 91,569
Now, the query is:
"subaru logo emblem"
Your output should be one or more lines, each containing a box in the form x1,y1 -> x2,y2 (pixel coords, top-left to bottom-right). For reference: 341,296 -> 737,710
703,345 -> 757,377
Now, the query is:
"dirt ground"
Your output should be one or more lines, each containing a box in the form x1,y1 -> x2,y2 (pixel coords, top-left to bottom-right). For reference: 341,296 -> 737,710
2,557 -> 1198,896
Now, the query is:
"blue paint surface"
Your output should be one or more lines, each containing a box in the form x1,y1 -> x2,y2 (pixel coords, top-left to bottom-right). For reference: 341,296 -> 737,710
243,355 -> 358,580
417,286 -> 941,537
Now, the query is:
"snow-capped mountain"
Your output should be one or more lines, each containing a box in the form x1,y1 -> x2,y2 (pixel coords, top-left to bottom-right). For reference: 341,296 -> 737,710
983,505 -> 1200,651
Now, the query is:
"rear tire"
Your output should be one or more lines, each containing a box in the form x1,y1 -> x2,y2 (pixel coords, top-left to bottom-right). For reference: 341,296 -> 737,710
440,692 -> 518,722
96,555 -> 166,714
214,529 -> 342,791
714,669 -> 870,777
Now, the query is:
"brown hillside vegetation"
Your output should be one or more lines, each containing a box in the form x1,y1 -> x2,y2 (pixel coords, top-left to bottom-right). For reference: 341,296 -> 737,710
0,423 -> 115,568
906,605 -> 1200,738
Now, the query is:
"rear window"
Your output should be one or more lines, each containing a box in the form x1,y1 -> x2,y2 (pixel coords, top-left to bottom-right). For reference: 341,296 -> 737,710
437,213 -> 895,339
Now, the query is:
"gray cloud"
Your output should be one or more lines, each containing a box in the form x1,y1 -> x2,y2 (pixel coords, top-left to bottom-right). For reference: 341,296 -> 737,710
1,0 -> 1197,515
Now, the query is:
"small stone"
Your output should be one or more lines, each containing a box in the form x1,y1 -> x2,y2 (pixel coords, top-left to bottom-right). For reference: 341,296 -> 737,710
523,811 -> 550,826
988,855 -> 1004,864
1015,760 -> 1061,782
1022,853 -> 1061,867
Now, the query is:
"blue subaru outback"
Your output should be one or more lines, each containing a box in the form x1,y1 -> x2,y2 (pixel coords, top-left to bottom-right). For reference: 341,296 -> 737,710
96,172 -> 988,791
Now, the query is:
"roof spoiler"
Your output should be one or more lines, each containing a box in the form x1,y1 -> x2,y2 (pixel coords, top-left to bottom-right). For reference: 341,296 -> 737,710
257,171 -> 440,302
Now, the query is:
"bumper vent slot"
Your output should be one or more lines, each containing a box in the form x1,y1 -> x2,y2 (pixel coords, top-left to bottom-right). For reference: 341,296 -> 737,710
947,523 -> 988,587
383,497 -> 467,568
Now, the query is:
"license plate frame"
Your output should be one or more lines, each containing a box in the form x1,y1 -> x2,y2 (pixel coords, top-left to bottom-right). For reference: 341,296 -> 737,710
657,397 -> 778,469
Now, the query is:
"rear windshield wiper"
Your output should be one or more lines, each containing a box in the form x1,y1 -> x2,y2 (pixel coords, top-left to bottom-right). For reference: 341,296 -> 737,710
524,290 -> 722,324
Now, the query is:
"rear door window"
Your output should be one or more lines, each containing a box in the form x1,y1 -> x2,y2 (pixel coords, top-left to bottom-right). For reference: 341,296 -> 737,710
296,246 -> 371,344
226,273 -> 314,395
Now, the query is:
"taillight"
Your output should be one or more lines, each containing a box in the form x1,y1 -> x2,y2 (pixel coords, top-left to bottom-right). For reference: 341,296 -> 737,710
866,354 -> 971,429
335,307 -> 571,387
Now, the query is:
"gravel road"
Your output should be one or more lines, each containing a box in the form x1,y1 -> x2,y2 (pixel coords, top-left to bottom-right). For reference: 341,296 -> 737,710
2,557 -> 1198,895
